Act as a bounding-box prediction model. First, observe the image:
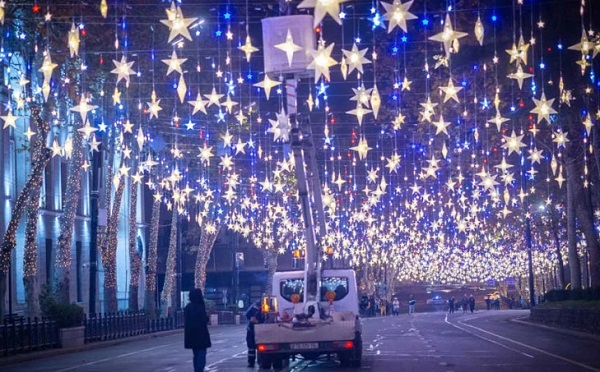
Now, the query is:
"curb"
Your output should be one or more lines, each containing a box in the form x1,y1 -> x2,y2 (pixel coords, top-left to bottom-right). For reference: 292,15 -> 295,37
0,329 -> 183,367
511,316 -> 600,342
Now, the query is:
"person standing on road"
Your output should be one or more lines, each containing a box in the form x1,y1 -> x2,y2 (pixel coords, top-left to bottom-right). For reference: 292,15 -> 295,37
469,294 -> 475,313
408,295 -> 416,315
462,294 -> 468,313
184,288 -> 212,372
448,296 -> 455,313
392,297 -> 400,316
245,300 -> 263,368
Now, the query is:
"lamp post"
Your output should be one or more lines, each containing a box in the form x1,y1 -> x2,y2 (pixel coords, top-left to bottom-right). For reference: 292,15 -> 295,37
525,215 -> 535,308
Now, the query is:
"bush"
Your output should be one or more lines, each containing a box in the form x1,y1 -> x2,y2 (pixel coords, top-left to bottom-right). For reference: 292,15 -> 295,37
545,287 -> 600,302
47,302 -> 85,328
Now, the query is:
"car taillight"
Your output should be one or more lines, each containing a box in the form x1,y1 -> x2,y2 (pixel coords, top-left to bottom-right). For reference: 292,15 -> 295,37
257,344 -> 279,352
344,341 -> 354,349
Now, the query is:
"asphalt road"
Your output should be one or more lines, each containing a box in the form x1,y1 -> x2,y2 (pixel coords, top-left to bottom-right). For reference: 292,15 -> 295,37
4,310 -> 600,371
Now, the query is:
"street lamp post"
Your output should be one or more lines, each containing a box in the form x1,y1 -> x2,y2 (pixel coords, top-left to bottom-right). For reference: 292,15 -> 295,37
525,216 -> 535,307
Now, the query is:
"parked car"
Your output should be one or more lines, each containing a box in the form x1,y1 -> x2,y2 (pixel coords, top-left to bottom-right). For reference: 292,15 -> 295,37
426,294 -> 445,305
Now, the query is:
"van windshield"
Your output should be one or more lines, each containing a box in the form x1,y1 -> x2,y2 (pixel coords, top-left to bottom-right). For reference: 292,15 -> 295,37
279,277 -> 349,303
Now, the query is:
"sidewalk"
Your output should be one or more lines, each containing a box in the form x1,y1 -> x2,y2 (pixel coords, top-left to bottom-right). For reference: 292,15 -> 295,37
512,315 -> 600,342
0,329 -> 183,367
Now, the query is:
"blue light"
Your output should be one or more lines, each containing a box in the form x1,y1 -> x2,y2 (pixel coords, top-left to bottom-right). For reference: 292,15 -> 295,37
216,30 -> 222,37
392,46 -> 398,53
355,37 -> 361,43
370,7 -> 376,14
247,73 -> 253,79
421,18 -> 429,26
224,12 -> 231,20
339,11 -> 346,19
491,15 -> 497,22
401,35 -> 407,42
557,43 -> 563,49
539,62 -> 545,69
461,80 -> 467,86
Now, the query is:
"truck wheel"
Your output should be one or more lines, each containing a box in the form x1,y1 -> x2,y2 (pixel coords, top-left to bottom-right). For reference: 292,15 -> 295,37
272,357 -> 283,370
351,333 -> 363,367
259,357 -> 272,370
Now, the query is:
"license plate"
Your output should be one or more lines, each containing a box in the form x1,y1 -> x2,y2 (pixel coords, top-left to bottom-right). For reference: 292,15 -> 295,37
290,342 -> 319,350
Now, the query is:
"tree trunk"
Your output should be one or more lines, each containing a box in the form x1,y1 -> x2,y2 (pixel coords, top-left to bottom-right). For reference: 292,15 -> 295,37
551,220 -> 566,289
128,175 -> 141,311
264,250 -> 279,295
0,107 -> 50,321
144,197 -> 161,319
574,188 -> 600,288
100,173 -> 126,313
565,161 -> 582,290
54,131 -> 84,302
23,176 -> 43,318
160,208 -> 178,311
194,222 -> 221,292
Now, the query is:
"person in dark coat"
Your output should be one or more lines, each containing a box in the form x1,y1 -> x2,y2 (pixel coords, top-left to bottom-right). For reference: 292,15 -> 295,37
468,294 -> 475,313
184,288 -> 212,372
245,301 -> 263,367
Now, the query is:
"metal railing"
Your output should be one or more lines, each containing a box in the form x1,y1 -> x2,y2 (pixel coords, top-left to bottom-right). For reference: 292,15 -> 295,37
1,317 -> 60,357
84,310 -> 185,344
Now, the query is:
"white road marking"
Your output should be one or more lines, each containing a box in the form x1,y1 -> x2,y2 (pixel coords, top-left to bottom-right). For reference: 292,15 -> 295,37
54,343 -> 173,372
444,313 -> 534,359
205,350 -> 247,370
448,314 -> 600,372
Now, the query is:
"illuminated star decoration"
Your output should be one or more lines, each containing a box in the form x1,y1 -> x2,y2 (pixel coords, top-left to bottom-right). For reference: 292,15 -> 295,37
161,50 -> 187,76
111,55 -> 136,86
297,0 -> 349,27
274,29 -> 303,67
68,22 -> 80,58
508,65 -> 533,90
428,14 -> 468,57
439,78 -> 463,103
238,35 -> 259,62
159,5 -> 197,42
39,52 -> 58,101
350,136 -> 372,160
188,93 -> 208,115
474,15 -> 485,46
253,74 -> 282,100
147,91 -> 163,120
267,109 -> 291,142
1,111 -> 18,129
307,40 -> 337,83
381,0 -> 417,33
530,92 -> 557,124
70,95 -> 98,122
341,43 -> 371,76
502,131 -> 527,156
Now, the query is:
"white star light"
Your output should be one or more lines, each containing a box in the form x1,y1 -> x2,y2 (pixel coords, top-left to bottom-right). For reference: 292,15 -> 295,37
274,30 -> 303,67
298,0 -> 349,27
381,0 -> 417,33
307,41 -> 337,83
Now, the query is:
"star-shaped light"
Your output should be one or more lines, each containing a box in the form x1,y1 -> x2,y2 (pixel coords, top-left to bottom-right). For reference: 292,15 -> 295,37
432,115 -> 451,136
50,139 -> 63,157
147,91 -> 163,120
342,43 -> 371,75
1,111 -> 18,129
23,126 -> 36,140
160,5 -> 197,42
552,130 -> 569,148
259,176 -> 273,192
100,0 -> 108,18
204,87 -> 224,107
234,138 -> 247,155
111,55 -> 136,86
198,143 -> 214,165
350,136 -> 372,160
188,93 -> 208,115
238,35 -> 259,62
70,94 -> 98,121
162,50 -> 187,76
502,130 -> 527,155
219,155 -> 234,171
488,112 -> 510,132
429,14 -> 467,57
298,0 -> 349,27
528,147 -> 544,164
381,0 -> 417,33
253,75 -> 281,100
401,76 -> 412,91
68,23 -> 80,58
530,92 -> 557,124
307,41 -> 337,83
267,109 -> 290,142
346,102 -> 372,125
112,88 -> 121,105
439,78 -> 463,103
370,85 -> 381,119
274,29 -> 303,67
508,65 -> 533,90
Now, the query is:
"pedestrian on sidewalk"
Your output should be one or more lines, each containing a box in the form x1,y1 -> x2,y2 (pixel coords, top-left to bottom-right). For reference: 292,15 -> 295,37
469,294 -> 475,313
462,294 -> 468,313
392,297 -> 400,316
184,288 -> 212,372
448,296 -> 455,313
408,295 -> 416,315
